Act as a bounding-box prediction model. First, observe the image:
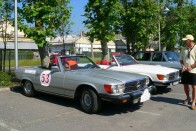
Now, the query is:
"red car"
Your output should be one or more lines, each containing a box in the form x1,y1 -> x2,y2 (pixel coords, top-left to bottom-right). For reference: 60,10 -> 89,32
50,54 -> 61,65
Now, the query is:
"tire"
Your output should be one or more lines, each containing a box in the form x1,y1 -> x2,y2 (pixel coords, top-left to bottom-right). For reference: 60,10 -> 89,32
80,88 -> 102,114
23,80 -> 36,97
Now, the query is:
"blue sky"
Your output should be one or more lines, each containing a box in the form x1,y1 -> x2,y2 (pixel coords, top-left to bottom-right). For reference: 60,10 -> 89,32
70,0 -> 88,35
70,0 -> 196,35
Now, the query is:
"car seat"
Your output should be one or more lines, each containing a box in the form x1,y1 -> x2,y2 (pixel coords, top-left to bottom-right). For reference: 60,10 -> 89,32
100,60 -> 110,65
66,60 -> 78,70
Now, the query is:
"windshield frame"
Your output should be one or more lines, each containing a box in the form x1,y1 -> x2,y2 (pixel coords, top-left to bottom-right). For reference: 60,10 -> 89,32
58,55 -> 100,71
113,54 -> 138,66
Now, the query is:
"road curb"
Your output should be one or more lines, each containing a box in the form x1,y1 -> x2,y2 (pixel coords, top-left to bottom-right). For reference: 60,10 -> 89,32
0,87 -> 10,92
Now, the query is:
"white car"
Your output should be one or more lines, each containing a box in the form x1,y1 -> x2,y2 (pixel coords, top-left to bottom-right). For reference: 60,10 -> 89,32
98,53 -> 180,89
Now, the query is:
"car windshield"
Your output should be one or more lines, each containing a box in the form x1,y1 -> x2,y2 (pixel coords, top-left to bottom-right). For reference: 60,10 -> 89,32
114,55 -> 138,65
164,52 -> 179,61
60,55 -> 99,70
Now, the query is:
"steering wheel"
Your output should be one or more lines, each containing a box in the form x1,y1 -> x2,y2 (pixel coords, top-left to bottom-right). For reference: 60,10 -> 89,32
84,64 -> 96,68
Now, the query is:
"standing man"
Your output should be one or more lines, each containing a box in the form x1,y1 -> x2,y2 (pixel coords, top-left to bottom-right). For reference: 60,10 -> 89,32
180,34 -> 196,110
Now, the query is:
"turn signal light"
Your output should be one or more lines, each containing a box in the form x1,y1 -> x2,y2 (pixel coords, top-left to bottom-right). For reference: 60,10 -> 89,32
104,84 -> 112,93
122,99 -> 128,103
157,74 -> 165,80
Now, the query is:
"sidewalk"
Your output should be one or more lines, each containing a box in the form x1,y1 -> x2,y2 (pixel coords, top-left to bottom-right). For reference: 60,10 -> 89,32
0,87 -> 10,92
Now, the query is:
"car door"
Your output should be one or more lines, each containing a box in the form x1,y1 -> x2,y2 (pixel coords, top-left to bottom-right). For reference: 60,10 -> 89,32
34,68 -> 65,95
150,52 -> 169,67
134,52 -> 152,65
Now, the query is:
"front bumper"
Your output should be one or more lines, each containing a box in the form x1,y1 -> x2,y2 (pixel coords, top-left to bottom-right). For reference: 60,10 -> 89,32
153,78 -> 181,87
99,85 -> 155,105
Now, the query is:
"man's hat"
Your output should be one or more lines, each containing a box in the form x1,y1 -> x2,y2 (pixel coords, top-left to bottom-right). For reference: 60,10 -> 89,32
182,34 -> 194,41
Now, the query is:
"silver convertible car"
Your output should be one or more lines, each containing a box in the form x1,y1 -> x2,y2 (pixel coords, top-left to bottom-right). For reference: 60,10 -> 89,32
14,55 -> 155,114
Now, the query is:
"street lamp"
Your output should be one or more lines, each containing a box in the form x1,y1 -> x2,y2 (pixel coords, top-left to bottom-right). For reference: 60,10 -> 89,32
158,7 -> 170,51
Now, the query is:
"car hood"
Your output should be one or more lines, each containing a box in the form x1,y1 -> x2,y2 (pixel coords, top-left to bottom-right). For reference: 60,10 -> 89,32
109,64 -> 179,75
71,68 -> 146,83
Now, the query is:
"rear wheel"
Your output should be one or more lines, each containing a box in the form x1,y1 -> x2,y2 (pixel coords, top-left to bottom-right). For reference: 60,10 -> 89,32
23,80 -> 36,97
80,88 -> 102,114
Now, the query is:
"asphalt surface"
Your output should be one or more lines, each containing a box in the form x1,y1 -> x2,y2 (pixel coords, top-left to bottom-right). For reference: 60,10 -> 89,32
0,85 -> 195,131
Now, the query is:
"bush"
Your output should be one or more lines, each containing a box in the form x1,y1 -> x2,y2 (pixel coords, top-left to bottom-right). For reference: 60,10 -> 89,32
0,71 -> 14,86
25,51 -> 34,59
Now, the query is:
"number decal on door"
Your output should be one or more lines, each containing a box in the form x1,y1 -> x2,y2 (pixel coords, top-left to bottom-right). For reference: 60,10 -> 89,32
40,71 -> 51,86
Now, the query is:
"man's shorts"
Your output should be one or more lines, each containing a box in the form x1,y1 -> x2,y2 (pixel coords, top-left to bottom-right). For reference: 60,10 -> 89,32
181,71 -> 196,85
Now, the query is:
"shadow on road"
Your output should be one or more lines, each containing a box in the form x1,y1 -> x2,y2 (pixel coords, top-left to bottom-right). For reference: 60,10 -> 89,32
10,86 -> 143,115
10,85 -> 23,93
152,87 -> 172,95
151,96 -> 183,105
97,102 -> 143,116
150,96 -> 192,110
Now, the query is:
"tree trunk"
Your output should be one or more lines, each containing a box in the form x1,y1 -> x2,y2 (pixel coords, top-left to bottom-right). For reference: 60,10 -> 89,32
101,41 -> 108,60
3,42 -> 6,72
38,46 -> 50,68
0,49 -> 2,71
8,50 -> 11,73
126,37 -> 131,54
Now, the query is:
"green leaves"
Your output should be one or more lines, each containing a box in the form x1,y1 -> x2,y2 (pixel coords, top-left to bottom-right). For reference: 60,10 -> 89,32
84,0 -> 121,60
18,0 -> 72,47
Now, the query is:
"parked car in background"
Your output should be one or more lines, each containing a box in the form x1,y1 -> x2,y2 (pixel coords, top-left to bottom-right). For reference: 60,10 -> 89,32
98,53 -> 180,90
132,51 -> 182,72
49,54 -> 61,65
14,55 -> 155,114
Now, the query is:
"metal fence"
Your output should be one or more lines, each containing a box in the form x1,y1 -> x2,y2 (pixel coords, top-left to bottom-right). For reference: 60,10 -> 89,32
0,50 -> 34,60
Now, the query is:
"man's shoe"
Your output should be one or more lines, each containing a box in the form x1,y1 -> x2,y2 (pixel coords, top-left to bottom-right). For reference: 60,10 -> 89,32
183,98 -> 191,105
191,105 -> 196,110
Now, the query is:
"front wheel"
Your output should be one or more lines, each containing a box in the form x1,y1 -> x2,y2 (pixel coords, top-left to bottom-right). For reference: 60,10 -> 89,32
23,80 -> 36,97
80,88 -> 102,114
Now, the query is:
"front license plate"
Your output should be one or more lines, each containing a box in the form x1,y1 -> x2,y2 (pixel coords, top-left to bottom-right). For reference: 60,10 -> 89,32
133,98 -> 140,104
140,89 -> 151,103
171,81 -> 179,86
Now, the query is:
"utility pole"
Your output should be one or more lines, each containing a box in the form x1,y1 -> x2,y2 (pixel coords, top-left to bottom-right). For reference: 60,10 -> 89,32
14,0 -> 18,69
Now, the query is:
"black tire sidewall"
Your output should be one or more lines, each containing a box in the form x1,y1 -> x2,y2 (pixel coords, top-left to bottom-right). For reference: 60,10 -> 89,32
80,88 -> 101,114
23,81 -> 35,97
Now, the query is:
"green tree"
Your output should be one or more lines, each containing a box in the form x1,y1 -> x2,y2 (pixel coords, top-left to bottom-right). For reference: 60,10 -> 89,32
83,0 -> 122,60
17,0 -> 72,67
160,0 -> 191,50
120,0 -> 159,52
56,19 -> 73,55
0,0 -> 14,71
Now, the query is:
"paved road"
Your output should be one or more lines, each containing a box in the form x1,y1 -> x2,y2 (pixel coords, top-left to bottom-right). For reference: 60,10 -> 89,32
0,85 -> 195,131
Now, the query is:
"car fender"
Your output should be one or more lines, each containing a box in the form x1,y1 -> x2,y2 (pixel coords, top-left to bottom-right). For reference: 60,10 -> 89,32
74,83 -> 99,99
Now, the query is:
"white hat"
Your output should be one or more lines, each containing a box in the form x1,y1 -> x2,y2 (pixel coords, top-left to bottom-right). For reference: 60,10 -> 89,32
182,34 -> 194,41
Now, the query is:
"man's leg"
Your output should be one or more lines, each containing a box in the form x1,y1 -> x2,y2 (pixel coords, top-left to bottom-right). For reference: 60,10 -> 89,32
183,84 -> 191,104
191,85 -> 196,110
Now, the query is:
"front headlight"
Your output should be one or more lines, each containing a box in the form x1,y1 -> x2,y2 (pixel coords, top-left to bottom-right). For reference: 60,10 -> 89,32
104,84 -> 125,94
146,77 -> 150,85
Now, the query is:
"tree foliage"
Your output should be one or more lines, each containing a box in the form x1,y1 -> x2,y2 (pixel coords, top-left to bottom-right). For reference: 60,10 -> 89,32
119,0 -> 159,52
17,0 -> 72,66
159,0 -> 196,50
84,0 -> 196,52
84,0 -> 122,60
0,0 -> 14,71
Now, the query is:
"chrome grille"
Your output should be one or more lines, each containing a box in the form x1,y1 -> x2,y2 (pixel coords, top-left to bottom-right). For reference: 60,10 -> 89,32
124,79 -> 146,93
169,72 -> 179,80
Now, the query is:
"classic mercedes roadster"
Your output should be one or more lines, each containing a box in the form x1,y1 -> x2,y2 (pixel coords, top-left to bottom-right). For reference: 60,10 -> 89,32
14,55 -> 155,114
98,53 -> 180,89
